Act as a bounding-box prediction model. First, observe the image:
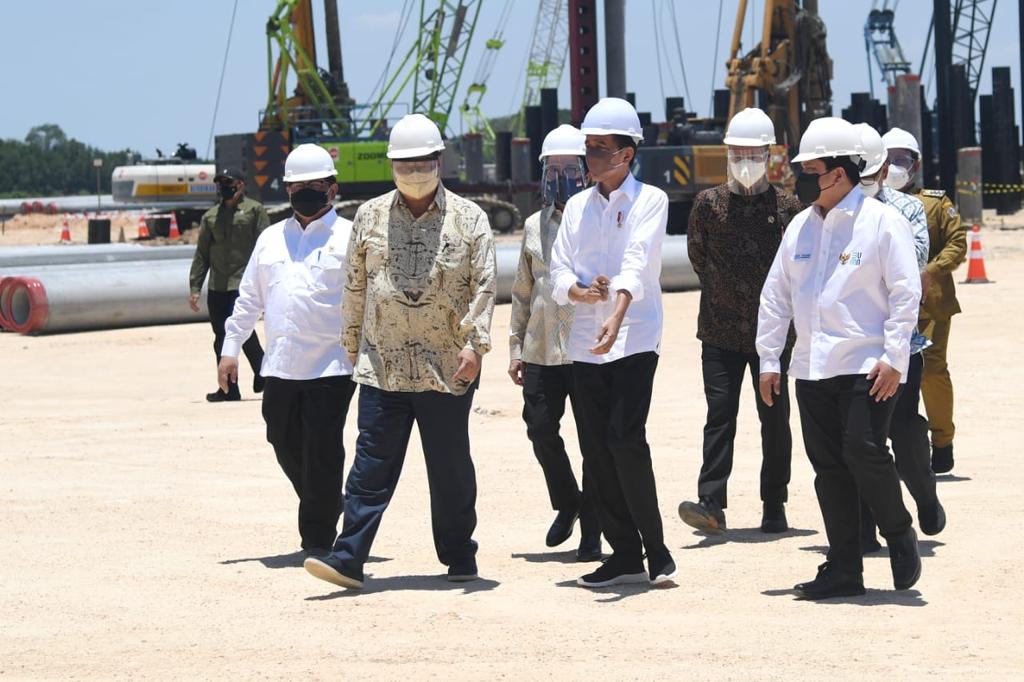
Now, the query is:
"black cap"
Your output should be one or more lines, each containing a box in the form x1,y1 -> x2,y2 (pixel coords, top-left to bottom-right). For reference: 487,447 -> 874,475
214,167 -> 245,182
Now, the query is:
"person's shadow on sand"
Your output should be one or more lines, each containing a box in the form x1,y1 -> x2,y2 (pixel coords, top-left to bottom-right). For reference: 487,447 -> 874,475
682,526 -> 818,549
761,587 -> 927,607
221,552 -> 392,570
304,574 -> 500,598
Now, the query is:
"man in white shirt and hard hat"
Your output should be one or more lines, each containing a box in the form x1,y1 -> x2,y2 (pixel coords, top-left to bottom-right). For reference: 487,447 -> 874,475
218,143 -> 355,557
509,124 -> 602,562
757,117 -> 924,599
881,126 -> 967,475
550,97 -> 676,588
677,107 -> 803,537
855,123 -> 946,553
305,114 -> 495,590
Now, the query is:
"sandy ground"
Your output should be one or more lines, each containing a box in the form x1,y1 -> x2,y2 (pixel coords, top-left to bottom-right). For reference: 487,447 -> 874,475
2,228 -> 1023,680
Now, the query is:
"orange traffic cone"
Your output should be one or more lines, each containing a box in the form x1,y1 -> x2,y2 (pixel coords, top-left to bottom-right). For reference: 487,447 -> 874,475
137,215 -> 150,240
963,225 -> 991,284
168,213 -> 181,239
59,219 -> 71,244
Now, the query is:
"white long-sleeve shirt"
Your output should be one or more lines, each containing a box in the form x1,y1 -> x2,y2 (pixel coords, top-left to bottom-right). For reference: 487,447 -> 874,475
222,210 -> 354,380
756,186 -> 921,382
550,171 -> 668,364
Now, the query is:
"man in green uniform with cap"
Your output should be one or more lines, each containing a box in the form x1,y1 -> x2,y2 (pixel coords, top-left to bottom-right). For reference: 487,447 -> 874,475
189,166 -> 271,402
881,128 -> 967,473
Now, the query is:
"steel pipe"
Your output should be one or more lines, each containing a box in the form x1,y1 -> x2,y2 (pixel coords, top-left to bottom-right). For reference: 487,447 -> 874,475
0,244 -> 195,269
3,259 -> 207,335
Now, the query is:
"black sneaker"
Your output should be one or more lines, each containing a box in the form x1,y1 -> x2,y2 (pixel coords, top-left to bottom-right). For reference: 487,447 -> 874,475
576,533 -> 603,562
253,374 -> 266,394
447,558 -> 479,582
304,554 -> 364,589
931,444 -> 954,474
760,501 -> 789,534
794,562 -> 866,600
303,547 -> 331,559
577,555 -> 647,588
918,500 -> 946,536
206,388 -> 241,402
647,547 -> 677,585
678,497 -> 726,534
545,508 -> 579,547
888,527 -> 922,590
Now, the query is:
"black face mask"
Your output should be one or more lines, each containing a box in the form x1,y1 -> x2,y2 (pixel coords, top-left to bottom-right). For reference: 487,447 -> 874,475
219,184 -> 238,201
290,188 -> 329,217
795,171 -> 838,204
542,173 -> 585,206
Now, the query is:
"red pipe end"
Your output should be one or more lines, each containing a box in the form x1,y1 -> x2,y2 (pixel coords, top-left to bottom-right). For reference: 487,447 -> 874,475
0,277 -> 14,330
7,277 -> 49,335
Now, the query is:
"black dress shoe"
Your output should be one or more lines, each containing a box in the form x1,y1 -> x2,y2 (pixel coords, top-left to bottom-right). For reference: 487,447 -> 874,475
794,562 -> 866,600
304,547 -> 331,558
546,508 -> 579,547
678,497 -> 726,534
206,388 -> 241,402
918,499 -> 946,536
576,533 -> 603,562
447,558 -> 479,582
931,444 -> 954,474
253,374 -> 266,394
760,501 -> 789,533
304,554 -> 364,589
888,527 -> 922,590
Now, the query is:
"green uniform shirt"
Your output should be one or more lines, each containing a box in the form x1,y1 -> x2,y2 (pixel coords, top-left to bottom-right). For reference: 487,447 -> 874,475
912,188 -> 967,320
189,196 -> 271,294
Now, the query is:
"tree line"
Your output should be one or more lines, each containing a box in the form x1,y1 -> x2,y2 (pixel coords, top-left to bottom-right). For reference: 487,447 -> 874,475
0,124 -> 138,198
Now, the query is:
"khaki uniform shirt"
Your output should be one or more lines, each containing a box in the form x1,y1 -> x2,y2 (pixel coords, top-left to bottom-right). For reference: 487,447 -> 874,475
912,188 -> 967,320
509,206 -> 574,366
189,196 -> 271,293
342,185 -> 496,395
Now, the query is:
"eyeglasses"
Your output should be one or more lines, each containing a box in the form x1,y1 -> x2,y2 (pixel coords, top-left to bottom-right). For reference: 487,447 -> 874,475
584,146 -> 628,163
886,151 -> 917,169
392,159 -> 439,176
288,179 -> 333,191
727,148 -> 769,163
542,165 -> 584,182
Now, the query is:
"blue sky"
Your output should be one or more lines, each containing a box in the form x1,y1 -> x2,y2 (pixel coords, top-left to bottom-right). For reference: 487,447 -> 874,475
4,0 -> 1020,156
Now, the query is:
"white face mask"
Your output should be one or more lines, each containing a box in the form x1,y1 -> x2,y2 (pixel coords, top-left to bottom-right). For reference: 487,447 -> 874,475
860,178 -> 882,197
394,168 -> 440,200
728,158 -> 768,189
885,165 -> 911,191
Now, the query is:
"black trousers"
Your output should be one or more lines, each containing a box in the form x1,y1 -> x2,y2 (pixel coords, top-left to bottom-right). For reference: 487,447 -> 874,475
795,375 -> 913,573
862,352 -> 937,532
522,363 -> 600,535
697,344 -> 792,508
208,289 -> 264,389
333,384 -> 478,569
261,375 -> 356,551
572,352 -> 664,561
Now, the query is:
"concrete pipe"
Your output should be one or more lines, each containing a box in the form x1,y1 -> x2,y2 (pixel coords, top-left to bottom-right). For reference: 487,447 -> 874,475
4,259 -> 208,335
492,235 -> 697,304
0,244 -> 195,269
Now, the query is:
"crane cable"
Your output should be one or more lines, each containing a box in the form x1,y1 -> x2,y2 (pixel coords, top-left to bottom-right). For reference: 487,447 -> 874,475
365,0 -> 414,113
205,0 -> 239,160
667,0 -> 693,106
708,0 -> 725,116
652,0 -> 666,103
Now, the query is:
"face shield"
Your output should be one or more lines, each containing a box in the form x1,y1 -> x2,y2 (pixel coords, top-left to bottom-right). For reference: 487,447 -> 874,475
727,146 -> 770,195
541,158 -> 586,206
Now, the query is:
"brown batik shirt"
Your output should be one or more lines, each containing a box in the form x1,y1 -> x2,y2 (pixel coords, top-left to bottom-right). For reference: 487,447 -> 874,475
687,183 -> 802,355
342,185 -> 496,395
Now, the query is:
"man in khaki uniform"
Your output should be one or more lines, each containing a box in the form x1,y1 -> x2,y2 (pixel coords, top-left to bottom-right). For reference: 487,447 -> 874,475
882,128 -> 967,473
189,167 -> 271,402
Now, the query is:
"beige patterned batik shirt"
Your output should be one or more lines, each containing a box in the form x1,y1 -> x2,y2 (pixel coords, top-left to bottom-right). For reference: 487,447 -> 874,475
509,206 -> 574,366
343,185 -> 496,395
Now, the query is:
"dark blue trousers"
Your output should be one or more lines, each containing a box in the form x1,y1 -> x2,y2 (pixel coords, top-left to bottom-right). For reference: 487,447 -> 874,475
331,383 -> 479,570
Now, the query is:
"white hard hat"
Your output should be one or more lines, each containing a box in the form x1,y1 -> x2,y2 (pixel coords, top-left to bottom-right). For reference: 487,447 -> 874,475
791,117 -> 864,163
881,126 -> 921,156
580,97 -> 644,143
283,144 -> 336,182
854,123 -> 886,176
723,107 -> 776,146
539,124 -> 586,160
387,113 -> 446,159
